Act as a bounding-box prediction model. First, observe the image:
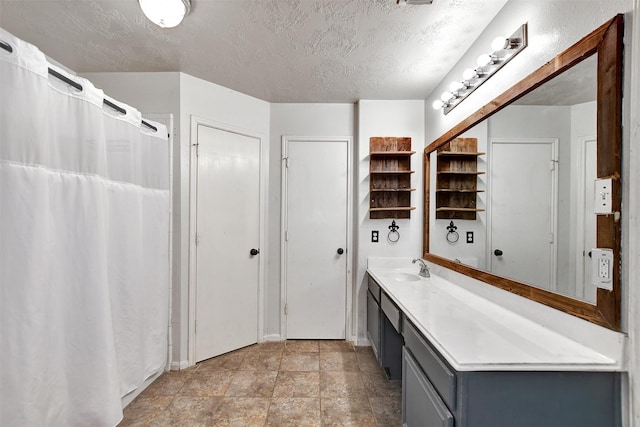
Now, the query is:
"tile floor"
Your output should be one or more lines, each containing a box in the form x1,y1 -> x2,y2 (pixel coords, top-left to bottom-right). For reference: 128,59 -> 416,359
119,340 -> 402,426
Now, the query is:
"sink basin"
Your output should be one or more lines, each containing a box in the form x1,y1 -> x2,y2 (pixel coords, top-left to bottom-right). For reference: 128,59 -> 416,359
384,272 -> 422,282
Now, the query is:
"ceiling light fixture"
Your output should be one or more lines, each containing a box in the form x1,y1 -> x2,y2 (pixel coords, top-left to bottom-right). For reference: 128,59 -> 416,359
139,0 -> 191,28
433,23 -> 528,114
396,0 -> 434,5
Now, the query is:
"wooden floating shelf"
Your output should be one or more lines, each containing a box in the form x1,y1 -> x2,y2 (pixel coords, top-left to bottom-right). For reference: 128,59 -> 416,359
436,171 -> 485,175
369,137 -> 415,219
370,207 -> 416,212
370,170 -> 415,174
370,151 -> 417,156
371,188 -> 416,192
436,189 -> 485,193
437,151 -> 486,157
436,207 -> 485,212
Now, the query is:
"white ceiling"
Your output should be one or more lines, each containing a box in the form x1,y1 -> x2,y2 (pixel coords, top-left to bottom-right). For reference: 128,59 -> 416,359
0,0 -> 508,103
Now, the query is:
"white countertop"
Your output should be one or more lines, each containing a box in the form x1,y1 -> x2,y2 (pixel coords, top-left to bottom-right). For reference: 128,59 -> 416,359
367,258 -> 620,372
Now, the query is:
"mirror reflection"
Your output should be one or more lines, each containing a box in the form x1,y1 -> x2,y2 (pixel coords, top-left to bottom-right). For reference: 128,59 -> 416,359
429,54 -> 597,304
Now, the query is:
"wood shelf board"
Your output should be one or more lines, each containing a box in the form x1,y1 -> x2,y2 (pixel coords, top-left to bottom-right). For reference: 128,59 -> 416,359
370,207 -> 416,212
371,188 -> 416,192
438,151 -> 486,157
436,189 -> 485,193
435,207 -> 486,212
370,151 -> 417,156
436,171 -> 485,175
370,170 -> 416,174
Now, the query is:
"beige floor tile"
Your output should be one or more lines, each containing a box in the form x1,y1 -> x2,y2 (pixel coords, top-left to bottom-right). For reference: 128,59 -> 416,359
210,397 -> 270,426
156,395 -> 221,425
266,397 -> 321,426
179,371 -> 234,397
320,371 -> 367,398
318,340 -> 355,352
369,395 -> 403,426
321,395 -> 377,426
320,352 -> 360,371
355,350 -> 382,372
239,351 -> 282,371
361,370 -> 402,398
285,340 -> 319,353
273,371 -> 320,398
225,370 -> 278,397
196,352 -> 245,371
280,352 -> 320,371
119,395 -> 174,426
139,372 -> 189,397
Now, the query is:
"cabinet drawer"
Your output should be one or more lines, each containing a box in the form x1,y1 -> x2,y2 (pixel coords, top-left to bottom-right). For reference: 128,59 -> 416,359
404,320 -> 456,410
381,292 -> 401,333
367,275 -> 381,303
403,347 -> 454,427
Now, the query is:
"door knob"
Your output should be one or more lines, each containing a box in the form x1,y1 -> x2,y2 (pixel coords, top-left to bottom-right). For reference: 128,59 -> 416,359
337,248 -> 344,255
494,249 -> 503,256
250,248 -> 260,256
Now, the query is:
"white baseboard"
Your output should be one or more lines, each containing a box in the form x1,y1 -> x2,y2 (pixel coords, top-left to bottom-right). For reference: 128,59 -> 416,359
263,334 -> 282,342
170,360 -> 190,371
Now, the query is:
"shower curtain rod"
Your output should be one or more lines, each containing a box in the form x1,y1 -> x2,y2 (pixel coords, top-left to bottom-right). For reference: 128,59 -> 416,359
1,40 -> 159,133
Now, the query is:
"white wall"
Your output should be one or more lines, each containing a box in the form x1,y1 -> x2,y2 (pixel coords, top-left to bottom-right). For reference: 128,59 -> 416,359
268,103 -> 355,339
357,100 -> 425,343
424,0 -> 635,424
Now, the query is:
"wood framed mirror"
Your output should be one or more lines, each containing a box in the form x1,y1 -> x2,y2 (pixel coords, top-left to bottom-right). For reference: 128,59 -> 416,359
423,15 -> 623,330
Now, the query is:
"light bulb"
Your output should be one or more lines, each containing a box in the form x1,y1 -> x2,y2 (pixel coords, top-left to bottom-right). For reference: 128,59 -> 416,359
139,0 -> 190,28
449,81 -> 465,93
491,36 -> 509,51
440,91 -> 454,102
432,100 -> 445,110
477,54 -> 493,67
462,68 -> 477,81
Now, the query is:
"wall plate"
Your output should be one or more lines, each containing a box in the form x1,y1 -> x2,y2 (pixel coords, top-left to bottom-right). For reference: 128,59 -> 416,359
594,178 -> 612,214
591,248 -> 613,290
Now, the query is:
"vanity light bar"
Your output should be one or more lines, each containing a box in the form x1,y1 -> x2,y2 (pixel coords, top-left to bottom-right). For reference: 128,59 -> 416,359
435,23 -> 528,115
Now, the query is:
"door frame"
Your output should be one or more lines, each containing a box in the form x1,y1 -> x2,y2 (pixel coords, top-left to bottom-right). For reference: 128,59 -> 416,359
280,136 -> 354,341
486,137 -> 559,291
574,135 -> 597,300
188,115 -> 268,367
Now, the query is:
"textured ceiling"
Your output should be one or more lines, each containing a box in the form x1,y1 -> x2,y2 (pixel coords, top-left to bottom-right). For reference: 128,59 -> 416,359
0,0 -> 508,102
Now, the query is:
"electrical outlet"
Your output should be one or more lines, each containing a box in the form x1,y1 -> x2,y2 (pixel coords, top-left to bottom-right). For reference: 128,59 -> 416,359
372,230 -> 379,243
466,231 -> 474,244
594,178 -> 613,214
591,248 -> 613,290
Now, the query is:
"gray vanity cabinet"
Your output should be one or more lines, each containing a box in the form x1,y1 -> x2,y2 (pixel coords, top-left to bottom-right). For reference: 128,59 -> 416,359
367,275 -> 404,380
402,319 -> 621,427
366,277 -> 381,360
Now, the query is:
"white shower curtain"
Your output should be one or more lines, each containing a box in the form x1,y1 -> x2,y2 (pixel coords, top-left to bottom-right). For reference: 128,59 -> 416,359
0,28 -> 170,427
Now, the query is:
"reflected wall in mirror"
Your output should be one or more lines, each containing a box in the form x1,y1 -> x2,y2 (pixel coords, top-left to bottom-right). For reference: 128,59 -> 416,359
423,15 -> 623,330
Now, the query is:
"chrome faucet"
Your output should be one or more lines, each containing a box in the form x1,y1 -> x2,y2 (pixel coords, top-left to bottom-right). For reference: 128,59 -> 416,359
412,258 -> 430,278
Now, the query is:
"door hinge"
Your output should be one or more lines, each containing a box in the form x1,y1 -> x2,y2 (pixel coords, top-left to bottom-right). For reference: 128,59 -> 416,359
550,160 -> 558,170
193,143 -> 199,157
285,231 -> 289,242
283,157 -> 289,168
549,233 -> 554,243
195,233 -> 200,246
284,303 -> 288,315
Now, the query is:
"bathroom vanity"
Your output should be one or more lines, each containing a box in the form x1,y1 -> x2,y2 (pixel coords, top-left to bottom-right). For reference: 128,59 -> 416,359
367,258 -> 623,427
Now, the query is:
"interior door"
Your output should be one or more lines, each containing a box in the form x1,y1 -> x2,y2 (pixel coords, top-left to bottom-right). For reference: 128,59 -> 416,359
488,139 -> 557,291
195,125 -> 260,362
283,138 -> 348,339
579,137 -> 597,302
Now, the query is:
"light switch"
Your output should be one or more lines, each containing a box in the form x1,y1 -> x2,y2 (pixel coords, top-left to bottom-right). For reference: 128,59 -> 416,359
591,248 -> 613,290
594,178 -> 613,214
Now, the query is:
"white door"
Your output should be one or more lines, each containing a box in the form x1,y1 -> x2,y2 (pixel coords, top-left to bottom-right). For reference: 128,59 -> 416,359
578,137 -> 597,302
283,137 -> 349,339
488,139 -> 558,291
195,125 -> 260,362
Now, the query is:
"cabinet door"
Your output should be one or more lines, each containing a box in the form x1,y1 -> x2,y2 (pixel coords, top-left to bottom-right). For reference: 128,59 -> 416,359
367,290 -> 380,360
403,348 -> 454,427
